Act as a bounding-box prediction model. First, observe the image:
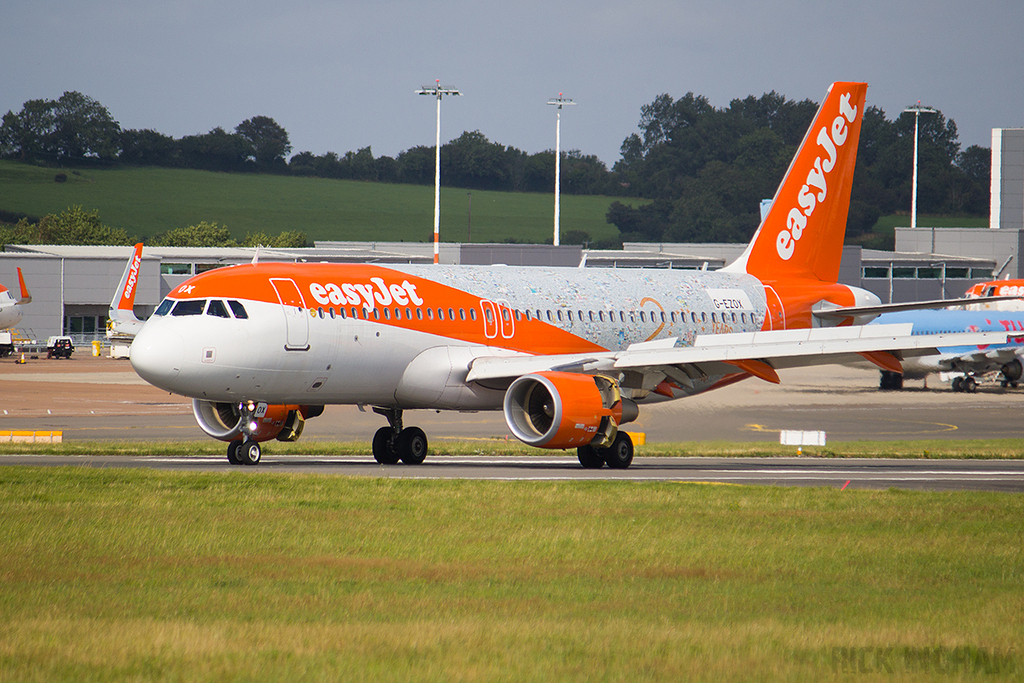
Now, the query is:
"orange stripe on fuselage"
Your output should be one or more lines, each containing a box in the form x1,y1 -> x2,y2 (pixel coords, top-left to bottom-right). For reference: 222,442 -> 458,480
168,263 -> 607,356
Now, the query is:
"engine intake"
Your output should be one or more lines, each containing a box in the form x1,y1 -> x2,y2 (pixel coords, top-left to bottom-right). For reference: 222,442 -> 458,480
503,372 -> 637,449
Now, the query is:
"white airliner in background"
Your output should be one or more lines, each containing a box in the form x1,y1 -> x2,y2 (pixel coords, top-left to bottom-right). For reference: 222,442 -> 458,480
128,82 -> 1008,467
0,267 -> 31,330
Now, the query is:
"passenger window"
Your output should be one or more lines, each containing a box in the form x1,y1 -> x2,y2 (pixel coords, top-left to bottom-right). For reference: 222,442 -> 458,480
448,308 -> 455,320
228,300 -> 248,319
437,308 -> 445,321
427,308 -> 434,320
416,308 -> 423,320
172,300 -> 206,316
206,300 -> 230,318
470,308 -> 477,321
459,308 -> 466,321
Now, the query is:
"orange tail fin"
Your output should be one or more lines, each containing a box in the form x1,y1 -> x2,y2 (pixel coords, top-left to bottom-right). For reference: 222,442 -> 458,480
16,267 -> 31,305
725,82 -> 867,284
113,243 -> 144,313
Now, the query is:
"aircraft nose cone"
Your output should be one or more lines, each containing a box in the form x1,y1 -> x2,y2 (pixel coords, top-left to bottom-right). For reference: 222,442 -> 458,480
130,326 -> 184,391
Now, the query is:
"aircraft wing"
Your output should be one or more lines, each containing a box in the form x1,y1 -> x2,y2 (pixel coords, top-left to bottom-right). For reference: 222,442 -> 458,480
813,295 -> 1024,320
465,323 -> 1010,386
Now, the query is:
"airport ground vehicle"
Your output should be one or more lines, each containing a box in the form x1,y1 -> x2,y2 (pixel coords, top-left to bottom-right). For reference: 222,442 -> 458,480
45,336 -> 74,359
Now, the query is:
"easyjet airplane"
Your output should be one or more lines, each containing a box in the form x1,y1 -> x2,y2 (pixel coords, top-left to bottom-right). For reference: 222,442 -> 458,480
129,82 -> 1008,467
0,267 -> 31,330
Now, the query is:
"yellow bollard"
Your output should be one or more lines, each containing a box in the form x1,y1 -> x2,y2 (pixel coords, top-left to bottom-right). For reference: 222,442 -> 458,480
92,340 -> 101,357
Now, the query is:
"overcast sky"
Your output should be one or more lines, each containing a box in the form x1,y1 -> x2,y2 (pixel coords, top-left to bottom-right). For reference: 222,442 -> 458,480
3,0 -> 1023,167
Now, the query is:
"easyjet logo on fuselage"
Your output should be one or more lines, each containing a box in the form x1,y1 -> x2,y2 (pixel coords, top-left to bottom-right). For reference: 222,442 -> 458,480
776,91 -> 860,261
309,278 -> 424,310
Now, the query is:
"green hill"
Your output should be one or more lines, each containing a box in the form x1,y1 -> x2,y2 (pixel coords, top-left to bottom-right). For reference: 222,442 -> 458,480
0,161 -> 635,245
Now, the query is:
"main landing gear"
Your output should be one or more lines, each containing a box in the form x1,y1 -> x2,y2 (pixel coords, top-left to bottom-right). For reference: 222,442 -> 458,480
952,375 -> 978,393
576,431 -> 634,470
372,407 -> 428,465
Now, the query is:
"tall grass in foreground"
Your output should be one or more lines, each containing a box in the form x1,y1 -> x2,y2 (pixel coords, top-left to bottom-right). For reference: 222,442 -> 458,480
0,467 -> 1021,681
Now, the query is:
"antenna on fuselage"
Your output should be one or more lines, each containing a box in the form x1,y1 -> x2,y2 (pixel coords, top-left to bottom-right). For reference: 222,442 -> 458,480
251,245 -> 261,265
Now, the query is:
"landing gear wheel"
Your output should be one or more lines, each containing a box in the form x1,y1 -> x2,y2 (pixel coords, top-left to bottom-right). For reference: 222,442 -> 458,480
372,427 -> 400,464
227,439 -> 243,465
962,376 -> 977,393
879,371 -> 904,391
239,439 -> 261,466
952,376 -> 963,392
601,432 -> 634,470
397,427 -> 428,465
577,445 -> 605,469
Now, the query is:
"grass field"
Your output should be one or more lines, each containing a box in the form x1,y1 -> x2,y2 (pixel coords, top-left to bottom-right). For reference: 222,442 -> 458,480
0,160 -> 631,245
0,467 -> 1020,681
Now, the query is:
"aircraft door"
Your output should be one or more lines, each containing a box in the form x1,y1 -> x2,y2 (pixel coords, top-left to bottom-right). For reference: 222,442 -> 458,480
480,300 -> 498,339
270,278 -> 310,351
763,285 -> 785,331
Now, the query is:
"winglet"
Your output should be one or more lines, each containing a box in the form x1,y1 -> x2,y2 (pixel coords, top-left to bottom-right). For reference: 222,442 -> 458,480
16,267 -> 31,305
723,82 -> 868,284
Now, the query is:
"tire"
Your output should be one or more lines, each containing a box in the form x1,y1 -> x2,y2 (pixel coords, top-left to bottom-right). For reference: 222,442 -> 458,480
397,427 -> 428,465
952,376 -> 963,392
963,377 -> 977,393
227,439 -> 243,465
372,427 -> 400,464
602,432 -> 634,470
577,445 -> 605,469
239,439 -> 261,466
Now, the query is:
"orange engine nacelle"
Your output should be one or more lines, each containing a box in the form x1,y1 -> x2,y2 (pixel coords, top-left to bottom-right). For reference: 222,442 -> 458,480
502,372 -> 638,449
192,400 -> 324,443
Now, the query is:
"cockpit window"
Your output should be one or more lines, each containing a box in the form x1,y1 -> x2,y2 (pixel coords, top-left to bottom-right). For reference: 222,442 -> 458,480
171,299 -> 206,316
206,300 -> 230,318
154,299 -> 174,316
227,300 -> 248,319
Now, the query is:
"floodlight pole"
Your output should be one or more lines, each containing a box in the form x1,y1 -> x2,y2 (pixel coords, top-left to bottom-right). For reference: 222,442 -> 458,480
416,80 -> 461,263
547,94 -> 575,247
905,103 -> 937,231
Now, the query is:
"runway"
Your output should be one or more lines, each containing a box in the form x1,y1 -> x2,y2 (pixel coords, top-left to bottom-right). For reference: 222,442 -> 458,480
3,355 -> 1024,491
5,355 -> 1024,443
3,454 -> 1023,492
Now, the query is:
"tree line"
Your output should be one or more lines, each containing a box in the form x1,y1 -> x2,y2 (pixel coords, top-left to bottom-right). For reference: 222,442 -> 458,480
0,206 -> 308,249
0,90 -> 991,249
607,91 -> 990,248
0,92 -> 618,195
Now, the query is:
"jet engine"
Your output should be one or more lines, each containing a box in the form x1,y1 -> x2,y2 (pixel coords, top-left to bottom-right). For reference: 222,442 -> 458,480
1001,358 -> 1023,383
192,399 -> 324,443
502,372 -> 638,449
